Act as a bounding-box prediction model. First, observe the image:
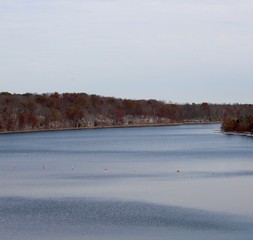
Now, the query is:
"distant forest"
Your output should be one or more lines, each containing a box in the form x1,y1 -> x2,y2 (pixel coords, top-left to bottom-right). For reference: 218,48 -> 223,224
0,92 -> 252,133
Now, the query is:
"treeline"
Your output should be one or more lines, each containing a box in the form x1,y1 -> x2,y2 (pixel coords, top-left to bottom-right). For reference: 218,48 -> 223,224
0,92 -> 253,132
222,115 -> 253,133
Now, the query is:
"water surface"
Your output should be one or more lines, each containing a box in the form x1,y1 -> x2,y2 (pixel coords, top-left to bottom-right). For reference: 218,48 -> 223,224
0,124 -> 253,239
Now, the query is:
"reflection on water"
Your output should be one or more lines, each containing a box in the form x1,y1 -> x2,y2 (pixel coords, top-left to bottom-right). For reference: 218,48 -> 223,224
0,124 -> 253,239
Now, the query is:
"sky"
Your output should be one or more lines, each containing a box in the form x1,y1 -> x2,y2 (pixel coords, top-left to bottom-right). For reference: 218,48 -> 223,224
0,0 -> 253,104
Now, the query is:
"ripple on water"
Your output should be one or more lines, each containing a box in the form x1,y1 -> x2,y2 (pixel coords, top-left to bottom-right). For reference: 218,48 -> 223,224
0,197 -> 253,240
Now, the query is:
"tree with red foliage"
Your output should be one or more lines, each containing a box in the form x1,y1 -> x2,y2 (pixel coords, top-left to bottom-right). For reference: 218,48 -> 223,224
66,104 -> 84,127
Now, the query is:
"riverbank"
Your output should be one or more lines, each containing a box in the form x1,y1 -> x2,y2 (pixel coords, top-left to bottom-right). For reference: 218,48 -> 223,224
0,121 -> 221,135
221,131 -> 253,138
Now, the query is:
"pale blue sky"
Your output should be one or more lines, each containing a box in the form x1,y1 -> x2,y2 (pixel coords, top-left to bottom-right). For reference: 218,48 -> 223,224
0,0 -> 253,103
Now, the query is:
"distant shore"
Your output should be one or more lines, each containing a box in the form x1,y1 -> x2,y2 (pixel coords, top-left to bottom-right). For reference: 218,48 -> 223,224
0,121 -> 221,135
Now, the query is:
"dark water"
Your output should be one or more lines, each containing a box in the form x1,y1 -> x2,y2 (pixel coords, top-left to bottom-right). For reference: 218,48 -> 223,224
0,124 -> 253,239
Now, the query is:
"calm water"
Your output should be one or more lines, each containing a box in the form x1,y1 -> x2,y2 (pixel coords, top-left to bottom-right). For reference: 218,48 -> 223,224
0,124 -> 253,240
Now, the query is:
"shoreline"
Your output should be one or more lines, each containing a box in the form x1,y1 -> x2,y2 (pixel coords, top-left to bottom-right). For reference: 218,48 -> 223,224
0,121 -> 221,135
221,131 -> 253,138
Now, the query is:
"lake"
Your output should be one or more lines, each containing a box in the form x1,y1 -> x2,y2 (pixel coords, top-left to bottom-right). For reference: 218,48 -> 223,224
0,124 -> 253,240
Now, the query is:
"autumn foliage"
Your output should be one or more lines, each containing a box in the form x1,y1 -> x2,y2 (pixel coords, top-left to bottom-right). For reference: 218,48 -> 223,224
222,115 -> 253,133
0,92 -> 252,132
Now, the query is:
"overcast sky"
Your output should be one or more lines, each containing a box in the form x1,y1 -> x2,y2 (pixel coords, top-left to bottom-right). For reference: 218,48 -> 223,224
0,0 -> 252,103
